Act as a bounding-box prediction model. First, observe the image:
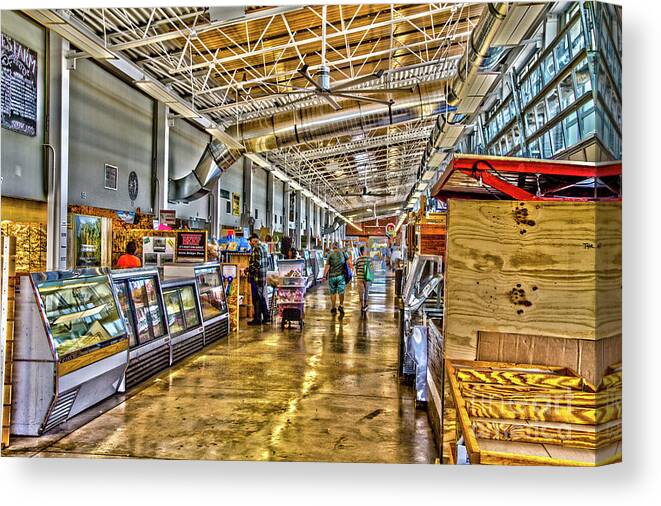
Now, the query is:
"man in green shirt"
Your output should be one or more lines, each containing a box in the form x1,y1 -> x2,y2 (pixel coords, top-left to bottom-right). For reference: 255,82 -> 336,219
322,242 -> 349,316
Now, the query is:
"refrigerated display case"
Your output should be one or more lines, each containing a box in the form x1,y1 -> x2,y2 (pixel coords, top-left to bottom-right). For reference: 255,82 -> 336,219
11,268 -> 129,435
161,278 -> 205,363
194,263 -> 230,345
302,250 -> 314,289
111,268 -> 171,390
312,250 -> 325,282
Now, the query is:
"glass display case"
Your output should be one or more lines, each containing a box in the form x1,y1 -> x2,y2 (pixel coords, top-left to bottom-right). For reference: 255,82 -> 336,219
161,278 -> 205,363
12,268 -> 129,435
193,262 -> 230,345
111,267 -> 171,390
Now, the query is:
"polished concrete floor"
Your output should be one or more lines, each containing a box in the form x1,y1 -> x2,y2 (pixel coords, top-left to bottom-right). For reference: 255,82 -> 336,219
6,272 -> 437,463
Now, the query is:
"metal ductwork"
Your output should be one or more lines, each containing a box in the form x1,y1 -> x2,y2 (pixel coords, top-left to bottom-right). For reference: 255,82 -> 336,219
170,3 -> 509,204
224,81 -> 451,154
169,142 -> 241,202
413,2 -> 510,197
445,2 -> 509,107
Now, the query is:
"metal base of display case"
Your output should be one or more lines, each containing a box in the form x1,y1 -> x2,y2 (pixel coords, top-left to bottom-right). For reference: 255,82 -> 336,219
203,313 -> 230,346
123,337 -> 171,391
171,328 -> 205,364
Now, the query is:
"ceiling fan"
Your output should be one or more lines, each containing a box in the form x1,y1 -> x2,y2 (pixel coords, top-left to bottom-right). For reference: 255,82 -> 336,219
343,185 -> 394,198
273,65 -> 395,111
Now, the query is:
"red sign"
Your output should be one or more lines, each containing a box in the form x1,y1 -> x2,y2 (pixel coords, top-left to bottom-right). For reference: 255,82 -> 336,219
176,231 -> 207,262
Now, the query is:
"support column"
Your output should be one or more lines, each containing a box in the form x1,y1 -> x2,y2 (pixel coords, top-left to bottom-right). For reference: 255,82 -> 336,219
305,196 -> 312,249
153,103 -> 170,214
294,190 -> 302,249
45,34 -> 70,271
283,182 -> 291,238
266,171 -> 275,233
242,156 -> 253,231
210,179 -> 222,240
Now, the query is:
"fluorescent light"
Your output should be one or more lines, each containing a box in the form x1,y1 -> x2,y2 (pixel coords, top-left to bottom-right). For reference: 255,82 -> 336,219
271,168 -> 290,182
206,127 -> 244,149
416,181 -> 428,191
246,153 -> 271,169
168,101 -> 200,119
289,181 -> 303,191
421,170 -> 436,182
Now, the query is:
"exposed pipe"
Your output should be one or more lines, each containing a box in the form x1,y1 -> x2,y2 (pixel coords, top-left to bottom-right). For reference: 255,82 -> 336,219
170,3 -> 510,204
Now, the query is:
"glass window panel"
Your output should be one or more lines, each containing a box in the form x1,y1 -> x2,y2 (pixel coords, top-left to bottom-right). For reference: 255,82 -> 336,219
530,67 -> 542,97
569,20 -> 584,57
555,35 -> 571,71
535,102 -> 547,129
563,112 -> 580,147
573,58 -> 592,98
512,124 -> 521,148
521,79 -> 532,106
550,122 -> 565,154
38,275 -> 126,358
525,110 -> 537,136
559,73 -> 576,109
180,285 -> 201,329
505,131 -> 514,151
542,53 -> 556,85
163,289 -> 185,336
528,138 -> 541,158
196,267 -> 226,321
580,100 -> 596,137
114,281 -> 137,348
540,132 -> 553,158
500,138 -> 508,155
143,277 -> 166,338
546,88 -> 561,119
128,279 -> 153,345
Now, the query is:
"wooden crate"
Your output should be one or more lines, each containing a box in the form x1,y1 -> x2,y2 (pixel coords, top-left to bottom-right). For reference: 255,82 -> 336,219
446,359 -> 622,466
444,200 -> 621,383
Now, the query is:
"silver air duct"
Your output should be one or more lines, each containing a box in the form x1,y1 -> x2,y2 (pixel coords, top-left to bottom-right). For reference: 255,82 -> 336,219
446,2 -> 509,106
225,81 -> 448,154
170,3 -> 509,203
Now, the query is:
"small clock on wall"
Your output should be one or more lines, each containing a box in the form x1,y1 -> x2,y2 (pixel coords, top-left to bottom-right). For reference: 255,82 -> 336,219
128,171 -> 139,204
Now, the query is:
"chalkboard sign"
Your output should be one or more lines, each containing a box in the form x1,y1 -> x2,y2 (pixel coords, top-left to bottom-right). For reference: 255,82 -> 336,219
1,34 -> 38,137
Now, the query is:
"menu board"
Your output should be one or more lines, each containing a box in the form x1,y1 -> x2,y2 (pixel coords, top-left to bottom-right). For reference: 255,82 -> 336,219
176,231 -> 206,263
1,33 -> 38,136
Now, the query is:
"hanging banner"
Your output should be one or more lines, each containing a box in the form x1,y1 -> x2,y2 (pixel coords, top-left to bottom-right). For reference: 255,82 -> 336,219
175,230 -> 207,263
1,34 -> 38,136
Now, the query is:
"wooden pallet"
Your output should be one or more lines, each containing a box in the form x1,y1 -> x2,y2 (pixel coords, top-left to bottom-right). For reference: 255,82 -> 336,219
446,359 -> 622,466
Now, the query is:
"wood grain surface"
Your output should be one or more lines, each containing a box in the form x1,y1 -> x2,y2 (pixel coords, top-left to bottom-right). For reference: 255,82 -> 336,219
444,200 -> 622,362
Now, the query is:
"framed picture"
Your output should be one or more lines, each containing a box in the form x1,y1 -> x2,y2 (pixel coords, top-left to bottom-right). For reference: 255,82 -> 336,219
104,164 -> 118,191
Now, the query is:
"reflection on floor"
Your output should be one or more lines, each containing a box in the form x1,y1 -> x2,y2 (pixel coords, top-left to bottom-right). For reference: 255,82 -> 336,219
6,271 -> 437,463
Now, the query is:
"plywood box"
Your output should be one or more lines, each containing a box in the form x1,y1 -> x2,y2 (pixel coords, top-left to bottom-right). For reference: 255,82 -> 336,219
444,200 -> 621,382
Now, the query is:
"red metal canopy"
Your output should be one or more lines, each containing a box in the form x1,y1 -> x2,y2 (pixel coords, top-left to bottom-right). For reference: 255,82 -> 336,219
430,154 -> 622,202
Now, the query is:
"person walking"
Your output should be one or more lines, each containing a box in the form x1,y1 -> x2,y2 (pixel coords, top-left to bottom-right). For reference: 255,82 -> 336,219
244,234 -> 271,325
323,242 -> 350,316
353,246 -> 373,313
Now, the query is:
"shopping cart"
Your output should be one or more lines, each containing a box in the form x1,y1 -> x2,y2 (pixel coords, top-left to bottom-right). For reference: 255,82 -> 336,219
275,259 -> 306,329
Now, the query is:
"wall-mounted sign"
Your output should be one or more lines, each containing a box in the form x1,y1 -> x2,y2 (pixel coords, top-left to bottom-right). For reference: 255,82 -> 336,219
1,34 -> 38,137
175,231 -> 207,263
159,209 -> 176,228
231,192 -> 240,216
73,215 -> 102,267
143,236 -> 175,265
104,164 -> 118,190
